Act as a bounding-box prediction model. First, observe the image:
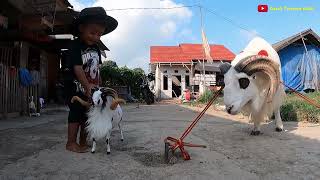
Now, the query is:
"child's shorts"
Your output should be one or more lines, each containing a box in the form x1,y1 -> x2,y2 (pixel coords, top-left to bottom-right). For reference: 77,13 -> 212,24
67,92 -> 88,123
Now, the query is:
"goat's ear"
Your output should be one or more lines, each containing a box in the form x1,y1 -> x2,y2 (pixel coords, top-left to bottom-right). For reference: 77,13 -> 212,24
219,63 -> 232,74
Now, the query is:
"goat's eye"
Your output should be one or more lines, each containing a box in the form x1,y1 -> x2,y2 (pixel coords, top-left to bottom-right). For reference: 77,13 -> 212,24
238,78 -> 250,89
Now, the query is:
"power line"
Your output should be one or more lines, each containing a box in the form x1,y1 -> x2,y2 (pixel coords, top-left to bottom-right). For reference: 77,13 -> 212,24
201,6 -> 282,42
104,5 -> 200,11
201,7 -> 259,37
104,5 -> 262,37
104,4 -> 277,41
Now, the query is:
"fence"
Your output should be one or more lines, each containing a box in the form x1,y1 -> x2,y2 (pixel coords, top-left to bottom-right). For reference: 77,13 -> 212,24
0,47 -> 39,118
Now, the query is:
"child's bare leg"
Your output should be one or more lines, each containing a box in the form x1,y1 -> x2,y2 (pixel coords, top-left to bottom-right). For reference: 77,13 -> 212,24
67,96 -> 89,153
79,120 -> 90,149
66,122 -> 87,153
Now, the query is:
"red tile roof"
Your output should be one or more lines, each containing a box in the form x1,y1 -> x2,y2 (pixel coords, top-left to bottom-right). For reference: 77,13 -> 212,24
150,43 -> 235,63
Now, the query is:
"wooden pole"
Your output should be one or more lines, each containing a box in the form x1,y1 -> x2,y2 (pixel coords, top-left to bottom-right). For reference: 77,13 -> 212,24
199,6 -> 206,93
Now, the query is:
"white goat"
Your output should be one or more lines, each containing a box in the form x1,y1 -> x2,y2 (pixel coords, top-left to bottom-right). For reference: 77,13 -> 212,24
71,87 -> 125,153
219,37 -> 285,135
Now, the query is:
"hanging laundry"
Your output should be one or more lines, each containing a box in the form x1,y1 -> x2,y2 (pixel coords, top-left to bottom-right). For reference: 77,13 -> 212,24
9,66 -> 17,77
30,70 -> 40,85
39,97 -> 45,109
19,68 -> 32,87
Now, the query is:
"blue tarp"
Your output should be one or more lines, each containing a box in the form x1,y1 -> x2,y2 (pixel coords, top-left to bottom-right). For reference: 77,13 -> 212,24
279,44 -> 320,92
19,68 -> 33,87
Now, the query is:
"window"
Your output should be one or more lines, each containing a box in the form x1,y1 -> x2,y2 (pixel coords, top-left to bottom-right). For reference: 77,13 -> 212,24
163,70 -> 167,73
185,75 -> 190,87
163,75 -> 168,90
186,70 -> 189,73
174,70 -> 178,73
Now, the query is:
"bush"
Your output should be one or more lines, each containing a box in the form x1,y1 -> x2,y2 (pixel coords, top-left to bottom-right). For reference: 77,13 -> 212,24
197,89 -> 223,104
281,91 -> 320,123
198,89 -> 214,104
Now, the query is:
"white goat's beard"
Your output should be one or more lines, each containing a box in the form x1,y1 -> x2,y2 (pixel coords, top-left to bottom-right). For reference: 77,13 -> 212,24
86,106 -> 114,140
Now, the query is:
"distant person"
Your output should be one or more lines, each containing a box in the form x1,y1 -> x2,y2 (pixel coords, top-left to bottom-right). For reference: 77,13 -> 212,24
64,7 -> 118,153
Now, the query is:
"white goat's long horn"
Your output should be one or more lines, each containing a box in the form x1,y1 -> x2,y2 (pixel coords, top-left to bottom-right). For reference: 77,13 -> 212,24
71,96 -> 91,108
234,55 -> 280,101
110,98 -> 126,110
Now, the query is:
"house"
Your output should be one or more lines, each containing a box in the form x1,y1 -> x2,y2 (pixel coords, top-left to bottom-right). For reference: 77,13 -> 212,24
273,29 -> 320,92
0,0 -> 109,118
0,0 -> 75,118
150,43 -> 235,99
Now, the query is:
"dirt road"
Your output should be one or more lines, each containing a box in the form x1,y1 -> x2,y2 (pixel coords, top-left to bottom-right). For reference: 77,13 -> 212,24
0,104 -> 319,180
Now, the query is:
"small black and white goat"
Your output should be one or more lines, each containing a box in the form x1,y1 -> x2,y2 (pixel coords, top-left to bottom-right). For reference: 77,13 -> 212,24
71,87 -> 125,154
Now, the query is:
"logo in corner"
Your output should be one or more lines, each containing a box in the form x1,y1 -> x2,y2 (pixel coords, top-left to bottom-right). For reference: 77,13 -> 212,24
258,5 -> 268,12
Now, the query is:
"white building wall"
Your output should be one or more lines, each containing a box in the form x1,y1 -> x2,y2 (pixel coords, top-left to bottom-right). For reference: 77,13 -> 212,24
155,65 -> 161,99
194,73 -> 217,86
153,64 -> 221,99
155,65 -> 191,99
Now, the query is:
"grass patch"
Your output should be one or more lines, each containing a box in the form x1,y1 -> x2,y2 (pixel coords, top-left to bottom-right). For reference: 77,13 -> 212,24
183,89 -> 223,107
198,90 -> 214,104
281,91 -> 320,123
185,89 -> 319,123
197,89 -> 224,104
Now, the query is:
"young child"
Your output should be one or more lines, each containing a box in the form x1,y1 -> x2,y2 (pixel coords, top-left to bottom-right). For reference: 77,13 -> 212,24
64,7 -> 118,153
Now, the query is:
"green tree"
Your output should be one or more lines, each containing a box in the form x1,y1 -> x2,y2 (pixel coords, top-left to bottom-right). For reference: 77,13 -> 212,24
133,67 -> 145,75
100,63 -> 147,99
102,60 -> 118,68
100,65 -> 120,86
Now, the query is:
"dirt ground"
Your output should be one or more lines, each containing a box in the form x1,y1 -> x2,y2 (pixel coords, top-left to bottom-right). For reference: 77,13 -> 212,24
0,103 -> 319,180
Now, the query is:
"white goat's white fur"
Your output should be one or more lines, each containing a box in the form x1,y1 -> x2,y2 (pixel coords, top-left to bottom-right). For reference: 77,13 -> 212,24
223,37 -> 285,134
86,90 -> 124,154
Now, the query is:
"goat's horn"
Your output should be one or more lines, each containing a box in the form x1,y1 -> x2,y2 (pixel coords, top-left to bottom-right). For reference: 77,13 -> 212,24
101,87 -> 118,98
234,55 -> 280,101
110,98 -> 126,110
71,96 -> 91,108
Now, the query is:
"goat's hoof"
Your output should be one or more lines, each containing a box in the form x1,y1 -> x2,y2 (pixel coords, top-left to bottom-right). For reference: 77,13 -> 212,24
121,139 -> 124,142
275,127 -> 283,132
91,151 -> 95,154
250,130 -> 261,136
107,151 -> 110,155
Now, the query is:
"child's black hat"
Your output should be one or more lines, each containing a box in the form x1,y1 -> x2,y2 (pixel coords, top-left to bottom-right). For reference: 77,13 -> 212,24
73,7 -> 118,36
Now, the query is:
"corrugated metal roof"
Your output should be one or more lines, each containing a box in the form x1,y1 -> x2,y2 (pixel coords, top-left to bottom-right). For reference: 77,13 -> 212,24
272,29 -> 320,51
150,43 -> 235,63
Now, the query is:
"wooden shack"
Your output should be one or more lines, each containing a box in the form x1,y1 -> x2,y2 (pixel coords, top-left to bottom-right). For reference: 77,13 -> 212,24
0,0 -> 74,118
